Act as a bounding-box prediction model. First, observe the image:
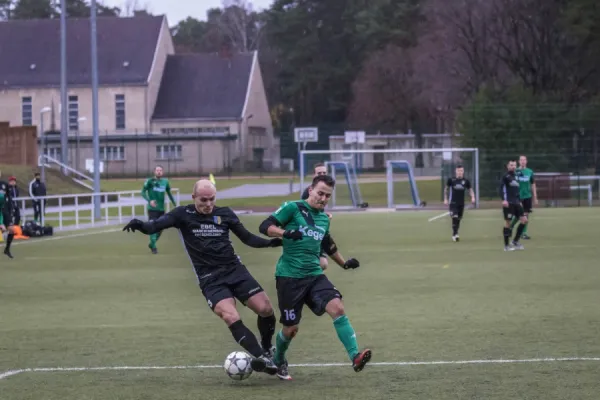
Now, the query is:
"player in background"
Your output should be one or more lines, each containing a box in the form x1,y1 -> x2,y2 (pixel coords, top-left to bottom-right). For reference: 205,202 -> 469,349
444,165 -> 475,242
29,172 -> 47,223
141,165 -> 176,254
259,175 -> 371,380
511,155 -> 537,239
301,162 -> 330,270
0,176 -> 15,259
500,160 -> 528,251
123,180 -> 282,375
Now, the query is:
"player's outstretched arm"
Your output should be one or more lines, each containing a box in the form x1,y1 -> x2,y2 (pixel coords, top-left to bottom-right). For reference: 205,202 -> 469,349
166,181 -> 176,205
322,233 -> 359,270
123,213 -> 177,235
228,212 -> 282,248
259,216 -> 303,240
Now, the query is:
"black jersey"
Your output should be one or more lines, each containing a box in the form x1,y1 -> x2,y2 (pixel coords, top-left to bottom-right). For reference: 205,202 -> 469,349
446,177 -> 471,205
138,204 -> 277,278
500,171 -> 521,204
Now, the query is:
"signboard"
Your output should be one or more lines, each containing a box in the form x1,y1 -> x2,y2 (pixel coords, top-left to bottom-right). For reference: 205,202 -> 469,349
294,127 -> 319,143
85,159 -> 104,173
344,131 -> 366,144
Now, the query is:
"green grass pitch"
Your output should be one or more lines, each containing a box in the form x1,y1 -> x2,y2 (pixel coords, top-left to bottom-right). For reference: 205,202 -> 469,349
1,208 -> 600,399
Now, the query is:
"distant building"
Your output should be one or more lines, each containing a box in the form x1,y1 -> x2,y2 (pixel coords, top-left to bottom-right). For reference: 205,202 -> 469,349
0,16 -> 278,175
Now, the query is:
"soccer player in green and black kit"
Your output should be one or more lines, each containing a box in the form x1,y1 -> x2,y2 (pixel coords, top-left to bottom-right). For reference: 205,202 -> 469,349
511,155 -> 537,239
141,165 -> 176,254
259,174 -> 372,380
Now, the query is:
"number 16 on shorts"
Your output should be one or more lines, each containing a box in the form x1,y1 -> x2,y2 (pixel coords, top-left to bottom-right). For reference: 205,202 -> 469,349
284,309 -> 296,321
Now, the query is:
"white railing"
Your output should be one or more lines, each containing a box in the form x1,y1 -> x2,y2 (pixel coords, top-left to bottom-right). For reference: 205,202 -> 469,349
12,189 -> 181,231
39,154 -> 94,189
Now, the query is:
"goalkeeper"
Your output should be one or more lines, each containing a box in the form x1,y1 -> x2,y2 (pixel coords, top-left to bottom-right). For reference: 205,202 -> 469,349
0,178 -> 15,258
511,155 -> 537,239
259,174 -> 371,381
141,165 -> 176,254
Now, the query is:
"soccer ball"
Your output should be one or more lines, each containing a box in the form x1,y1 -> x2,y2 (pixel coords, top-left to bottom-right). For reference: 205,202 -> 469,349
223,351 -> 253,380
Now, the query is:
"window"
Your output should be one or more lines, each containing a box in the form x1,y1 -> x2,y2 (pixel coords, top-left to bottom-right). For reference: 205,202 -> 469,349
43,147 -> 61,160
100,146 -> 125,161
159,127 -> 230,135
22,97 -> 32,126
68,95 -> 79,131
156,144 -> 182,160
115,94 -> 126,130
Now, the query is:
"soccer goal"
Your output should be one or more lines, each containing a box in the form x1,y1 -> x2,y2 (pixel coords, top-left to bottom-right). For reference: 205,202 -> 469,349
386,160 -> 421,208
324,160 -> 365,209
299,147 -> 480,209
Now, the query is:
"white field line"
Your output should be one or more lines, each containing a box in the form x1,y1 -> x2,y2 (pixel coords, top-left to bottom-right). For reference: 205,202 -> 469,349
2,357 -> 600,381
1,228 -> 120,247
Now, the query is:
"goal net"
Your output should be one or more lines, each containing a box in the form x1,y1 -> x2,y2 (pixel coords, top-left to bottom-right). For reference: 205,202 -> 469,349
299,147 -> 479,209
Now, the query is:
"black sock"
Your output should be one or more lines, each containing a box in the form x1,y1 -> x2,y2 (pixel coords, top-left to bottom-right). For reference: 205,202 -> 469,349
5,233 -> 14,250
514,224 -> 525,243
456,219 -> 461,234
228,320 -> 264,358
452,218 -> 458,235
503,227 -> 511,246
257,314 -> 276,351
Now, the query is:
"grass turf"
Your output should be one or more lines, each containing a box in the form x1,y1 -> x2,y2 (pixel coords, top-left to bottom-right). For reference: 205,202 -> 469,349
1,208 -> 599,399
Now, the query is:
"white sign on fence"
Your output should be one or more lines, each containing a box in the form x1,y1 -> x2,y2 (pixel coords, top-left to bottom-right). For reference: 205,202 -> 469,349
294,127 -> 319,143
344,131 -> 366,144
85,159 -> 104,173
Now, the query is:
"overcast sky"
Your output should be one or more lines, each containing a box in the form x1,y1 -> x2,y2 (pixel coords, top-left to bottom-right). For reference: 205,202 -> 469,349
102,0 -> 273,24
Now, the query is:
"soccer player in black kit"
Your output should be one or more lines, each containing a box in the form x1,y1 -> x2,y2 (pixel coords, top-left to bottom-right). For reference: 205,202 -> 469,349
444,165 -> 475,241
500,160 -> 528,251
123,179 -> 282,375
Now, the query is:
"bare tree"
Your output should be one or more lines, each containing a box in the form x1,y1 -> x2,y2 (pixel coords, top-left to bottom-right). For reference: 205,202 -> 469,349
218,0 -> 263,52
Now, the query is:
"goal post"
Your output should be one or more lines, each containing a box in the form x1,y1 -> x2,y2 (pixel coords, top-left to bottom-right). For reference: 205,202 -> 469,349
300,147 -> 480,209
386,160 -> 421,208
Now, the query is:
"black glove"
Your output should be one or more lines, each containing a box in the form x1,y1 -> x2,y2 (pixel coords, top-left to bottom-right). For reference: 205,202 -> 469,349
123,219 -> 144,232
269,238 -> 283,247
343,258 -> 360,270
283,230 -> 303,240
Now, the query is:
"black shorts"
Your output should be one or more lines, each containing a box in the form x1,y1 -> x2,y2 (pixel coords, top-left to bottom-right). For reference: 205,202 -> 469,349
2,208 -> 15,226
276,274 -> 342,326
503,203 -> 524,220
199,265 -> 264,310
521,198 -> 533,214
449,204 -> 464,219
148,210 -> 165,221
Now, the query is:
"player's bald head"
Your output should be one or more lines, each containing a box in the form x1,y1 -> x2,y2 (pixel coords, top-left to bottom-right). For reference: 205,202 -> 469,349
193,179 -> 216,196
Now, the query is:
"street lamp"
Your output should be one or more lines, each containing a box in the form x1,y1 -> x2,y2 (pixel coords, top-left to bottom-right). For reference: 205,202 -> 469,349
39,107 -> 51,183
76,116 -> 87,171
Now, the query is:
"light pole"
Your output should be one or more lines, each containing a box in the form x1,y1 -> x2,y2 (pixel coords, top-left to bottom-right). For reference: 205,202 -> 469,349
91,0 -> 101,219
76,116 -> 87,171
39,107 -> 51,183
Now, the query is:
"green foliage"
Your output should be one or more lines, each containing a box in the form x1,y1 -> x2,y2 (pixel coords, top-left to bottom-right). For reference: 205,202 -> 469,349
457,85 -> 590,196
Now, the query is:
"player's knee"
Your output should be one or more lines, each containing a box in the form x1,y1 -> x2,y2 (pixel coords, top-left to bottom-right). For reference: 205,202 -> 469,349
283,325 -> 299,339
320,257 -> 328,270
214,302 -> 240,325
325,298 -> 345,319
247,293 -> 274,317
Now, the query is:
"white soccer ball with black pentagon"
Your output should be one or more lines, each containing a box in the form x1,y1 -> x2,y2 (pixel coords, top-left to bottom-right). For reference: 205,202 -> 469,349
223,351 -> 253,380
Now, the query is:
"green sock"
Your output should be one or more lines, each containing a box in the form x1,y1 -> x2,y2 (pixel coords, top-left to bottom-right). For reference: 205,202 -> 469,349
274,330 -> 291,364
333,315 -> 359,361
523,220 -> 529,235
510,218 -> 518,229
149,234 -> 157,249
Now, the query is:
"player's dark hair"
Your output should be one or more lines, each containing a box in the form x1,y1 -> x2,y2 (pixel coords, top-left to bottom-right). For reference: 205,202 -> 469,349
456,164 -> 464,169
34,171 -> 40,177
314,162 -> 325,169
311,174 -> 335,188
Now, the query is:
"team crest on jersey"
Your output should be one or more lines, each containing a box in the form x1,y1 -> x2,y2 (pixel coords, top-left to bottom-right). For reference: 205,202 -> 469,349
213,216 -> 222,224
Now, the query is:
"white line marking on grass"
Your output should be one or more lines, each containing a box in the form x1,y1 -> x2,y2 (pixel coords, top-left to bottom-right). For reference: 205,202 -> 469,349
3,357 -> 600,381
0,370 -> 25,380
1,229 -> 120,247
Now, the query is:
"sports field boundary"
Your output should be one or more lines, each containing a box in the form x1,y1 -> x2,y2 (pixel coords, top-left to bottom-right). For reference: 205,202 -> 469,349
2,357 -> 600,381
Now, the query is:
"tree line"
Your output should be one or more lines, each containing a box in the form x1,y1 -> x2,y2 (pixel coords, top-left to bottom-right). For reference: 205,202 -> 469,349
4,0 -> 600,177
